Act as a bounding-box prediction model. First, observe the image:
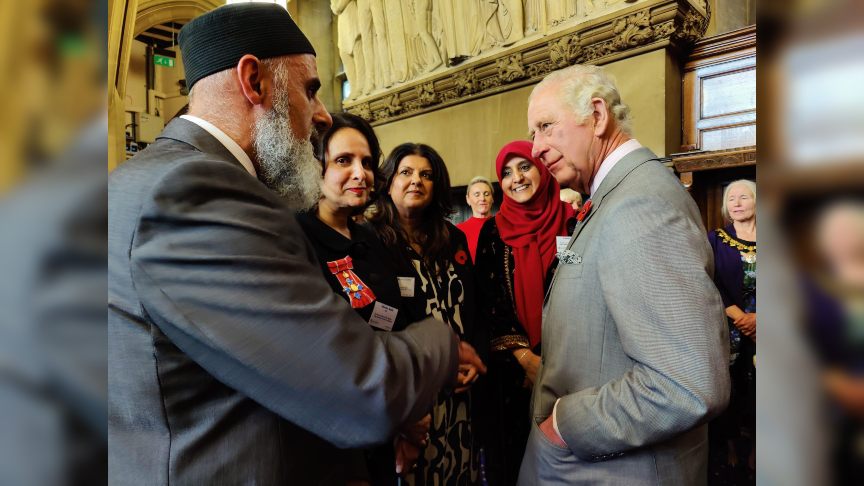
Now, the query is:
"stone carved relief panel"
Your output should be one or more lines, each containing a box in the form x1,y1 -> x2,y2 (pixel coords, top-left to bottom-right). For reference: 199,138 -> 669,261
342,0 -> 709,125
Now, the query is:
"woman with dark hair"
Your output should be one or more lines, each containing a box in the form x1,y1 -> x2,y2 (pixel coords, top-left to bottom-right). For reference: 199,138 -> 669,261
296,114 -> 429,485
296,112 -> 393,323
473,140 -> 575,485
371,143 -> 483,485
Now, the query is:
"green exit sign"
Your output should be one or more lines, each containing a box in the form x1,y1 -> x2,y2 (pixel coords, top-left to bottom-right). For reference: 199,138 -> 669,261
154,55 -> 175,67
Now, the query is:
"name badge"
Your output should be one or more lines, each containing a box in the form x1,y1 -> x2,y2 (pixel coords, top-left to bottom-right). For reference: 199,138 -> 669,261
556,236 -> 571,255
397,277 -> 415,298
368,301 -> 398,331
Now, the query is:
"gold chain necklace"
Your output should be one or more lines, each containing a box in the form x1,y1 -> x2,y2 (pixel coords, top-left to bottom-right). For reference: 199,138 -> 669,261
716,228 -> 756,253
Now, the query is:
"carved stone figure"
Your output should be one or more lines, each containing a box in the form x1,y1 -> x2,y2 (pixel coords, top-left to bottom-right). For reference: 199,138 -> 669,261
499,0 -> 525,45
369,0 -> 392,89
434,0 -> 481,65
332,0 -> 364,99
383,0 -> 409,84
547,1 -> 578,25
407,0 -> 443,74
356,0 -> 376,94
523,0 -> 542,35
480,0 -> 524,48
479,0 -> 503,50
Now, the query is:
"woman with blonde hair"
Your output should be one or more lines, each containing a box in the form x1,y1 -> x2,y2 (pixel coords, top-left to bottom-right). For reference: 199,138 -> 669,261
707,179 -> 757,484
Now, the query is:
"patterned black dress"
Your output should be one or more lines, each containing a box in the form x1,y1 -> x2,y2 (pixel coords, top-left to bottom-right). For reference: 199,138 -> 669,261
392,223 -> 483,486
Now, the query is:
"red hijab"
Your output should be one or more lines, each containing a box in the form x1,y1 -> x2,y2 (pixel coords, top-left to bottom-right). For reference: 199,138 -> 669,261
494,140 -> 575,348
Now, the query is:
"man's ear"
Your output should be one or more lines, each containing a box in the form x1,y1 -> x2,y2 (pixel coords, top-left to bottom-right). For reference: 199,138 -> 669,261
236,54 -> 266,106
590,97 -> 610,136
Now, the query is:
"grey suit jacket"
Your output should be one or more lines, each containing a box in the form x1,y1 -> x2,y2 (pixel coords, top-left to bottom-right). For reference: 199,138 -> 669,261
519,147 -> 730,485
108,119 -> 459,485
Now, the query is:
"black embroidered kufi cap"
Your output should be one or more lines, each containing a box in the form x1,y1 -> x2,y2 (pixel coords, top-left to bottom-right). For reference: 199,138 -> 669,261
179,3 -> 315,90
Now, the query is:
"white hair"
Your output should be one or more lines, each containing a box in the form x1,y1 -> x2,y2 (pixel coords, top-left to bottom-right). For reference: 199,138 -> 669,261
186,58 -> 321,210
466,176 -> 494,196
559,188 -> 583,205
720,179 -> 757,222
530,64 -> 632,136
252,57 -> 322,210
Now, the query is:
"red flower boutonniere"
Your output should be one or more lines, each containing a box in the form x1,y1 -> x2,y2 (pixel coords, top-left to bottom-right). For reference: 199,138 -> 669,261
454,249 -> 468,265
576,199 -> 593,222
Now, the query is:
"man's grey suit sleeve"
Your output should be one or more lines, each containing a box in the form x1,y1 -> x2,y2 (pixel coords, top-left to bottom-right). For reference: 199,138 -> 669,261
555,195 -> 730,459
128,158 -> 459,448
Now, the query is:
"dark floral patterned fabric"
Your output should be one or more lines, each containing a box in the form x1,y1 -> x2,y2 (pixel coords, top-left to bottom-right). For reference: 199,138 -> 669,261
707,225 -> 756,486
472,217 -> 569,486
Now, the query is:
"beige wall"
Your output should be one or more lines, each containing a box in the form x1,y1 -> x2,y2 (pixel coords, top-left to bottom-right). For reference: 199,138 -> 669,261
159,48 -> 188,120
375,48 -> 681,187
706,0 -> 755,37
294,0 -> 338,112
124,40 -> 186,140
374,85 -> 534,185
126,40 -> 147,113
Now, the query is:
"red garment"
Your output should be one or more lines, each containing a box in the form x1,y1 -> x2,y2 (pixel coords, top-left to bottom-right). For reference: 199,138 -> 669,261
494,140 -> 575,347
456,216 -> 490,263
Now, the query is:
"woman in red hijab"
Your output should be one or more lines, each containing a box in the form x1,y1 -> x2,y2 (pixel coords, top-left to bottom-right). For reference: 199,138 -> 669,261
474,140 -> 575,486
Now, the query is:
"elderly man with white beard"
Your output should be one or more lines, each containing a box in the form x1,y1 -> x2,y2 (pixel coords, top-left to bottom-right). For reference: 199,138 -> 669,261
107,4 -> 484,485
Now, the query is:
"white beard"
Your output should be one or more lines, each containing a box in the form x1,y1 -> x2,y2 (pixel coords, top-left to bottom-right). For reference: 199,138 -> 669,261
252,91 -> 321,211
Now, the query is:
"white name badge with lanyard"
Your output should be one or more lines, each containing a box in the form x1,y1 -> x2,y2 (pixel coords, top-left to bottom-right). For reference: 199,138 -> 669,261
368,301 -> 399,331
556,236 -> 571,255
397,276 -> 415,298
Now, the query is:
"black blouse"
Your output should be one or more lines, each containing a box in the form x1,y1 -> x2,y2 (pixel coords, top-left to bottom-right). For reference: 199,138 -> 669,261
296,211 -> 409,332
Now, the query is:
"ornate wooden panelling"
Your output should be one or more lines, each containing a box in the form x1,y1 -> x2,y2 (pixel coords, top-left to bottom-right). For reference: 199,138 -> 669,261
682,24 -> 755,151
675,24 -> 757,230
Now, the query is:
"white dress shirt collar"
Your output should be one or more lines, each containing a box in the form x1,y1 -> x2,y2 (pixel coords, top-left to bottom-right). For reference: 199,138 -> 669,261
589,138 -> 642,196
180,115 -> 257,177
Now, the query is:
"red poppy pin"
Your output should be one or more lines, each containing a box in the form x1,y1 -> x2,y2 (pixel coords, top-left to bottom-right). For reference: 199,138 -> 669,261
576,199 -> 593,222
455,249 -> 468,265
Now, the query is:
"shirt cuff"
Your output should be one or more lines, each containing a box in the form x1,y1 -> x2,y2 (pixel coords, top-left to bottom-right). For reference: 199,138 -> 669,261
552,398 -> 566,445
